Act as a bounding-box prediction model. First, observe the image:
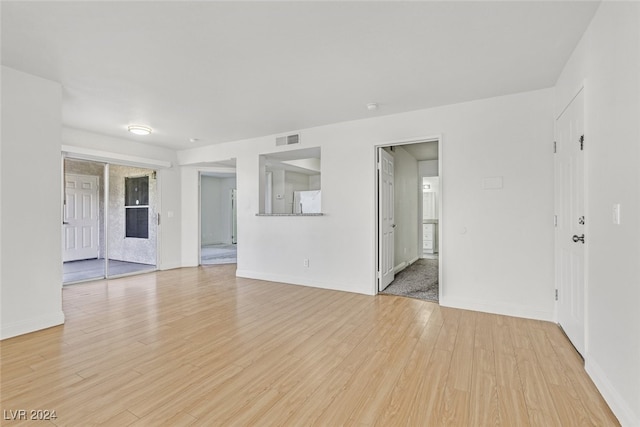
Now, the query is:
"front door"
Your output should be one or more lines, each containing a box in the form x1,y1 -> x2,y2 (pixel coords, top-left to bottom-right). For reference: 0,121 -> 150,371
63,174 -> 100,262
555,89 -> 585,355
378,148 -> 395,291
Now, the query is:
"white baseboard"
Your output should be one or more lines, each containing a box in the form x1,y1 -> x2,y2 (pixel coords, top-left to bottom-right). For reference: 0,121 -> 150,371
394,261 -> 407,274
235,270 -> 373,296
585,357 -> 638,427
1,311 -> 65,340
394,256 -> 419,274
159,262 -> 182,271
439,295 -> 554,322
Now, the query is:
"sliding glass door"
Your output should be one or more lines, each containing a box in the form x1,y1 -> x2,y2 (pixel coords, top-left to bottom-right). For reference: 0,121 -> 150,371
62,157 -> 157,284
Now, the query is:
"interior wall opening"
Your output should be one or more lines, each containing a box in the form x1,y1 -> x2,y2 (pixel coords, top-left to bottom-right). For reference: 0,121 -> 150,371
376,139 -> 441,303
200,165 -> 238,266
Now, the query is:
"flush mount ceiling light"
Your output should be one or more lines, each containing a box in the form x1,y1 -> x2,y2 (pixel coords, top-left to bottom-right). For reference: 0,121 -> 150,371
366,103 -> 378,111
127,125 -> 152,136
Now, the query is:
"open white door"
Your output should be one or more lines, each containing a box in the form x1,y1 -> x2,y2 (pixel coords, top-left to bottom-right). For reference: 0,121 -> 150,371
555,89 -> 585,355
63,174 -> 99,262
231,188 -> 238,244
378,148 -> 395,291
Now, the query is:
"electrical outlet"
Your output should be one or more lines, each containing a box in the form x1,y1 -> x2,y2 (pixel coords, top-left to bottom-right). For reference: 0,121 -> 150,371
303,259 -> 309,267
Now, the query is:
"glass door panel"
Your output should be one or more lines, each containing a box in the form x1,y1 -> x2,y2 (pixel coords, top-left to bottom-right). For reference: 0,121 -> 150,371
62,158 -> 106,284
106,165 -> 157,278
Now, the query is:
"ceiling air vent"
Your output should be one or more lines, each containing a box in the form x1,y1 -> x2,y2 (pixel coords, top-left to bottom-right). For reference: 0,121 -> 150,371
276,134 -> 300,146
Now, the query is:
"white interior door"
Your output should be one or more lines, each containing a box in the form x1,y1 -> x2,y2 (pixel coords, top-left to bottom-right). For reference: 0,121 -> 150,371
379,148 -> 395,291
64,174 -> 100,262
555,89 -> 585,355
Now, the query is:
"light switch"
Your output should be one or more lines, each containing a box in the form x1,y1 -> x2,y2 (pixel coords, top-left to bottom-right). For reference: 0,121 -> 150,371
612,204 -> 621,225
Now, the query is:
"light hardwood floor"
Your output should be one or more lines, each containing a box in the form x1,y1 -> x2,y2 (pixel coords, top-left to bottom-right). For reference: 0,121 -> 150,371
1,265 -> 619,426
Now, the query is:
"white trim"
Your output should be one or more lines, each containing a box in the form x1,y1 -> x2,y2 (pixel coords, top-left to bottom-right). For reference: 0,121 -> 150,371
198,171 -> 202,265
581,80 -> 590,357
1,311 -> 65,340
155,170 -> 163,270
62,145 -> 172,169
438,136 -> 443,303
585,357 -> 636,427
104,163 -> 110,277
440,295 -> 554,322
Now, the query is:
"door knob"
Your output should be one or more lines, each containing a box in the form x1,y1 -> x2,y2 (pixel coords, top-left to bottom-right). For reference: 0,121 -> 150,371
572,234 -> 585,243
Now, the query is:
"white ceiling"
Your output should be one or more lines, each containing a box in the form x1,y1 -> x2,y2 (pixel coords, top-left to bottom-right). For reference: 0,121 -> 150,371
1,1 -> 599,150
402,141 -> 438,161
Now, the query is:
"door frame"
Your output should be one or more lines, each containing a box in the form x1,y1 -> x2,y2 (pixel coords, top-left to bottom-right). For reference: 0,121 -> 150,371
374,135 -> 442,295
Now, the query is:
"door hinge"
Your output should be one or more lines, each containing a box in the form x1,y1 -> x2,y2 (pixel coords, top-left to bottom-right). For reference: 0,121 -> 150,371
554,215 -> 558,227
553,141 -> 557,153
555,289 -> 558,301
579,135 -> 584,151
157,213 -> 161,226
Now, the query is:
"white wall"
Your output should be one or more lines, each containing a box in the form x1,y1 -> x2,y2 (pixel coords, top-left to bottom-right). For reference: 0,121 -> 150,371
419,160 -> 438,177
62,127 -> 182,271
157,166 -> 182,270
1,67 -> 65,339
392,146 -> 419,269
179,87 -> 555,319
555,3 -> 640,425
201,176 -> 222,245
181,167 -> 200,267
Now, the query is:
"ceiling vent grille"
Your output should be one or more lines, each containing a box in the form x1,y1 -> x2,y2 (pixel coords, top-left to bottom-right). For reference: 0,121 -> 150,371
276,134 -> 300,146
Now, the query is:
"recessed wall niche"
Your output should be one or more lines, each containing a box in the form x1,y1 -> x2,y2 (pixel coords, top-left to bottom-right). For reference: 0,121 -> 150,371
258,147 -> 321,215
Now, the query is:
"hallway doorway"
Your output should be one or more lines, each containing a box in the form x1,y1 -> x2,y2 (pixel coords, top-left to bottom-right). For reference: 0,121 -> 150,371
200,171 -> 237,265
376,138 -> 441,302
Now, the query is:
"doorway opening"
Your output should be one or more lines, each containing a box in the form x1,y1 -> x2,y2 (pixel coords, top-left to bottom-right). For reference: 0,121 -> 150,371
376,138 -> 441,303
200,169 -> 237,265
62,158 -> 158,284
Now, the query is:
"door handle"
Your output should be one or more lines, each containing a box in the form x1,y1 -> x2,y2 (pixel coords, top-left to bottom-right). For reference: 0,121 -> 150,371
572,234 -> 585,243
391,224 -> 396,228
63,222 -> 69,225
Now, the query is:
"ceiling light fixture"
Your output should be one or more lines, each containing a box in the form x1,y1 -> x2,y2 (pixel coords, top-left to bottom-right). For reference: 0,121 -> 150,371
189,138 -> 199,143
367,103 -> 378,111
128,125 -> 152,136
